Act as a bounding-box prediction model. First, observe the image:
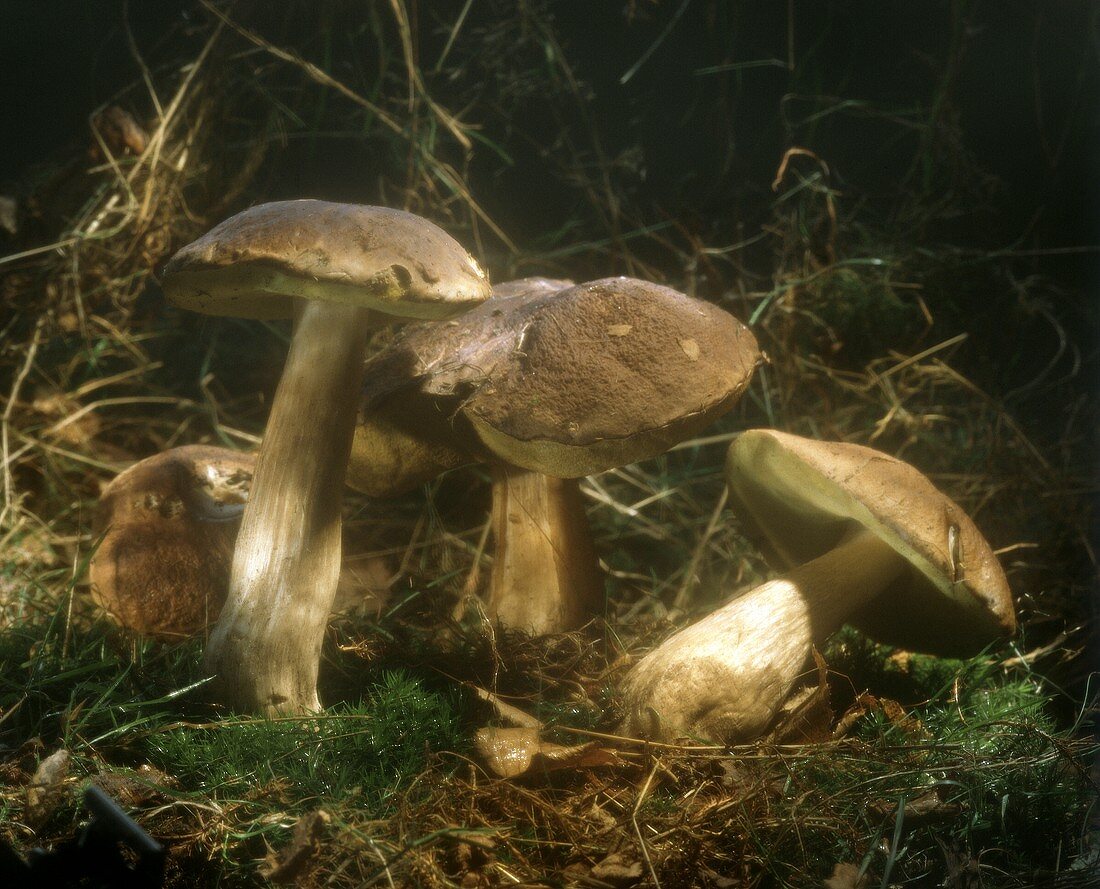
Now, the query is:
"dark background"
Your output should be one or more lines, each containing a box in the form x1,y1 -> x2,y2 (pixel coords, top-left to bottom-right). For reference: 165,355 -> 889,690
2,0 -> 1097,592
4,2 -> 1095,260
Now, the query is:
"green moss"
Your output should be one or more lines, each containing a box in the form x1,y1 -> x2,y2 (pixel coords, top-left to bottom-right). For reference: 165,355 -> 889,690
147,670 -> 463,809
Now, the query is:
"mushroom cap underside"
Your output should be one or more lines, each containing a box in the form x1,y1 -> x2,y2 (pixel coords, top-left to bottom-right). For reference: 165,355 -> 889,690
162,200 -> 490,320
351,276 -> 761,486
724,429 -> 1016,656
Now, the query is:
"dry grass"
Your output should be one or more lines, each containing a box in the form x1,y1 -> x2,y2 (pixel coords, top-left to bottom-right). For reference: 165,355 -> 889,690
1,2 -> 1096,887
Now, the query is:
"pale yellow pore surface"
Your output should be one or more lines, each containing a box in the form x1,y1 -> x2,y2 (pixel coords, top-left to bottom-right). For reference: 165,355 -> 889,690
725,429 -> 1015,655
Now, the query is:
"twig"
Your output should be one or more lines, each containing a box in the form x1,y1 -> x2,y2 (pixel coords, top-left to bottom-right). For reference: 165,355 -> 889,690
631,759 -> 662,889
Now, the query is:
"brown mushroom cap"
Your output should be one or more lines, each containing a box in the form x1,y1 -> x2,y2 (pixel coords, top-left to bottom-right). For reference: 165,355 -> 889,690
725,429 -> 1016,655
465,277 -> 760,476
347,276 -> 760,491
90,446 -> 255,638
162,200 -> 489,320
348,278 -> 572,496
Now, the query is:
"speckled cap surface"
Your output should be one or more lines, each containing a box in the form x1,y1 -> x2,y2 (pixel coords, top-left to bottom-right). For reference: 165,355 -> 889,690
162,200 -> 490,320
725,429 -> 1016,655
463,277 -> 761,476
348,278 -> 571,496
347,276 -> 760,492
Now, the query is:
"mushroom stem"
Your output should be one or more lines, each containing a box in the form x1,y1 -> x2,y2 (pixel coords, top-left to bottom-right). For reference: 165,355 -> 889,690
485,465 -> 603,634
203,300 -> 373,714
621,526 -> 907,743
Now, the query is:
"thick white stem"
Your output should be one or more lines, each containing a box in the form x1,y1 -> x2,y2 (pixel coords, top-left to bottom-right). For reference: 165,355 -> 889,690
202,301 -> 373,714
485,466 -> 603,635
621,527 -> 906,742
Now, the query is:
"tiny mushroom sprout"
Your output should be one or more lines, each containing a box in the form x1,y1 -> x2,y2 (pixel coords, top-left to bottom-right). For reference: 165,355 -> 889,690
162,200 -> 490,714
90,446 -> 254,639
347,276 -> 762,635
621,429 -> 1017,744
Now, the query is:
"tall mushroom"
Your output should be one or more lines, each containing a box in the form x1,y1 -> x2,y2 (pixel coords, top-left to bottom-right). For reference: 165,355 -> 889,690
620,429 -> 1017,743
162,200 -> 489,713
348,277 -> 762,634
91,446 -> 253,638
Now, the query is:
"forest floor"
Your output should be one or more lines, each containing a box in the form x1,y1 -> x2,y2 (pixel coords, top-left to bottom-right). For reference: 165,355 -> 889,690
1,4 -> 1096,887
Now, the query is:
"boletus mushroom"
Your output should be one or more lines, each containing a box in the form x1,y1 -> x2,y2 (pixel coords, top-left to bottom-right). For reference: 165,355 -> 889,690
620,429 -> 1017,743
90,446 -> 253,638
162,200 -> 489,713
348,276 -> 762,635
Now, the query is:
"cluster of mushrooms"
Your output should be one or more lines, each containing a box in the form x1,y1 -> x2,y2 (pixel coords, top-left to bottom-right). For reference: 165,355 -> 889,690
90,200 -> 1016,744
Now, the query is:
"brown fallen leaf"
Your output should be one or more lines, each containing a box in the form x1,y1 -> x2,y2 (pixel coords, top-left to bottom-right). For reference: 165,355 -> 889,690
92,764 -> 176,808
833,692 -> 926,739
90,106 -> 149,157
26,748 -> 71,827
259,809 -> 331,884
474,727 -> 619,779
765,648 -> 833,743
590,852 -> 644,887
869,790 -> 964,827
824,862 -> 870,889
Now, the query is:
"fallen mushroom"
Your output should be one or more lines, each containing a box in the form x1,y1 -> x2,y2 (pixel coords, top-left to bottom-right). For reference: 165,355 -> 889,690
90,446 -> 253,639
348,276 -> 761,634
162,200 -> 489,713
90,446 -> 390,638
620,429 -> 1016,743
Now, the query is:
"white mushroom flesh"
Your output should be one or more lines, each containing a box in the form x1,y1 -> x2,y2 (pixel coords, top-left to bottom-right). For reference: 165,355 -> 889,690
620,527 -> 906,743
202,300 -> 373,714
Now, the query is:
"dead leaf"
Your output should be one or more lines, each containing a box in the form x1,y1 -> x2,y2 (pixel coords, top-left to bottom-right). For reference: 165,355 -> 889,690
766,647 -> 833,743
26,748 -> 71,827
259,809 -> 331,884
0,195 -> 17,236
90,106 -> 149,157
590,852 -> 644,887
833,693 -> 926,739
869,790 -> 964,827
92,765 -> 175,808
824,862 -> 870,889
474,727 -> 619,779
442,837 -> 495,886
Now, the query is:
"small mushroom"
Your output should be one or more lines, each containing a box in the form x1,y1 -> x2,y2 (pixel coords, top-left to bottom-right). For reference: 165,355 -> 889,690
162,200 -> 489,713
90,446 -> 391,638
349,276 -> 761,634
620,429 -> 1017,743
90,446 -> 253,638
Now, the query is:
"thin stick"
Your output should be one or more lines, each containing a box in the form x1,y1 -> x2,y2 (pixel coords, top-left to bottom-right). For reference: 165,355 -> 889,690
1,320 -> 42,528
631,759 -> 662,889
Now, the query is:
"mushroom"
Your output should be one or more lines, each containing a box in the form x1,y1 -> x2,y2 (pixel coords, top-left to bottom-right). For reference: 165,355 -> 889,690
348,276 -> 762,634
90,446 -> 253,639
90,446 -> 392,638
162,200 -> 489,713
620,429 -> 1017,743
